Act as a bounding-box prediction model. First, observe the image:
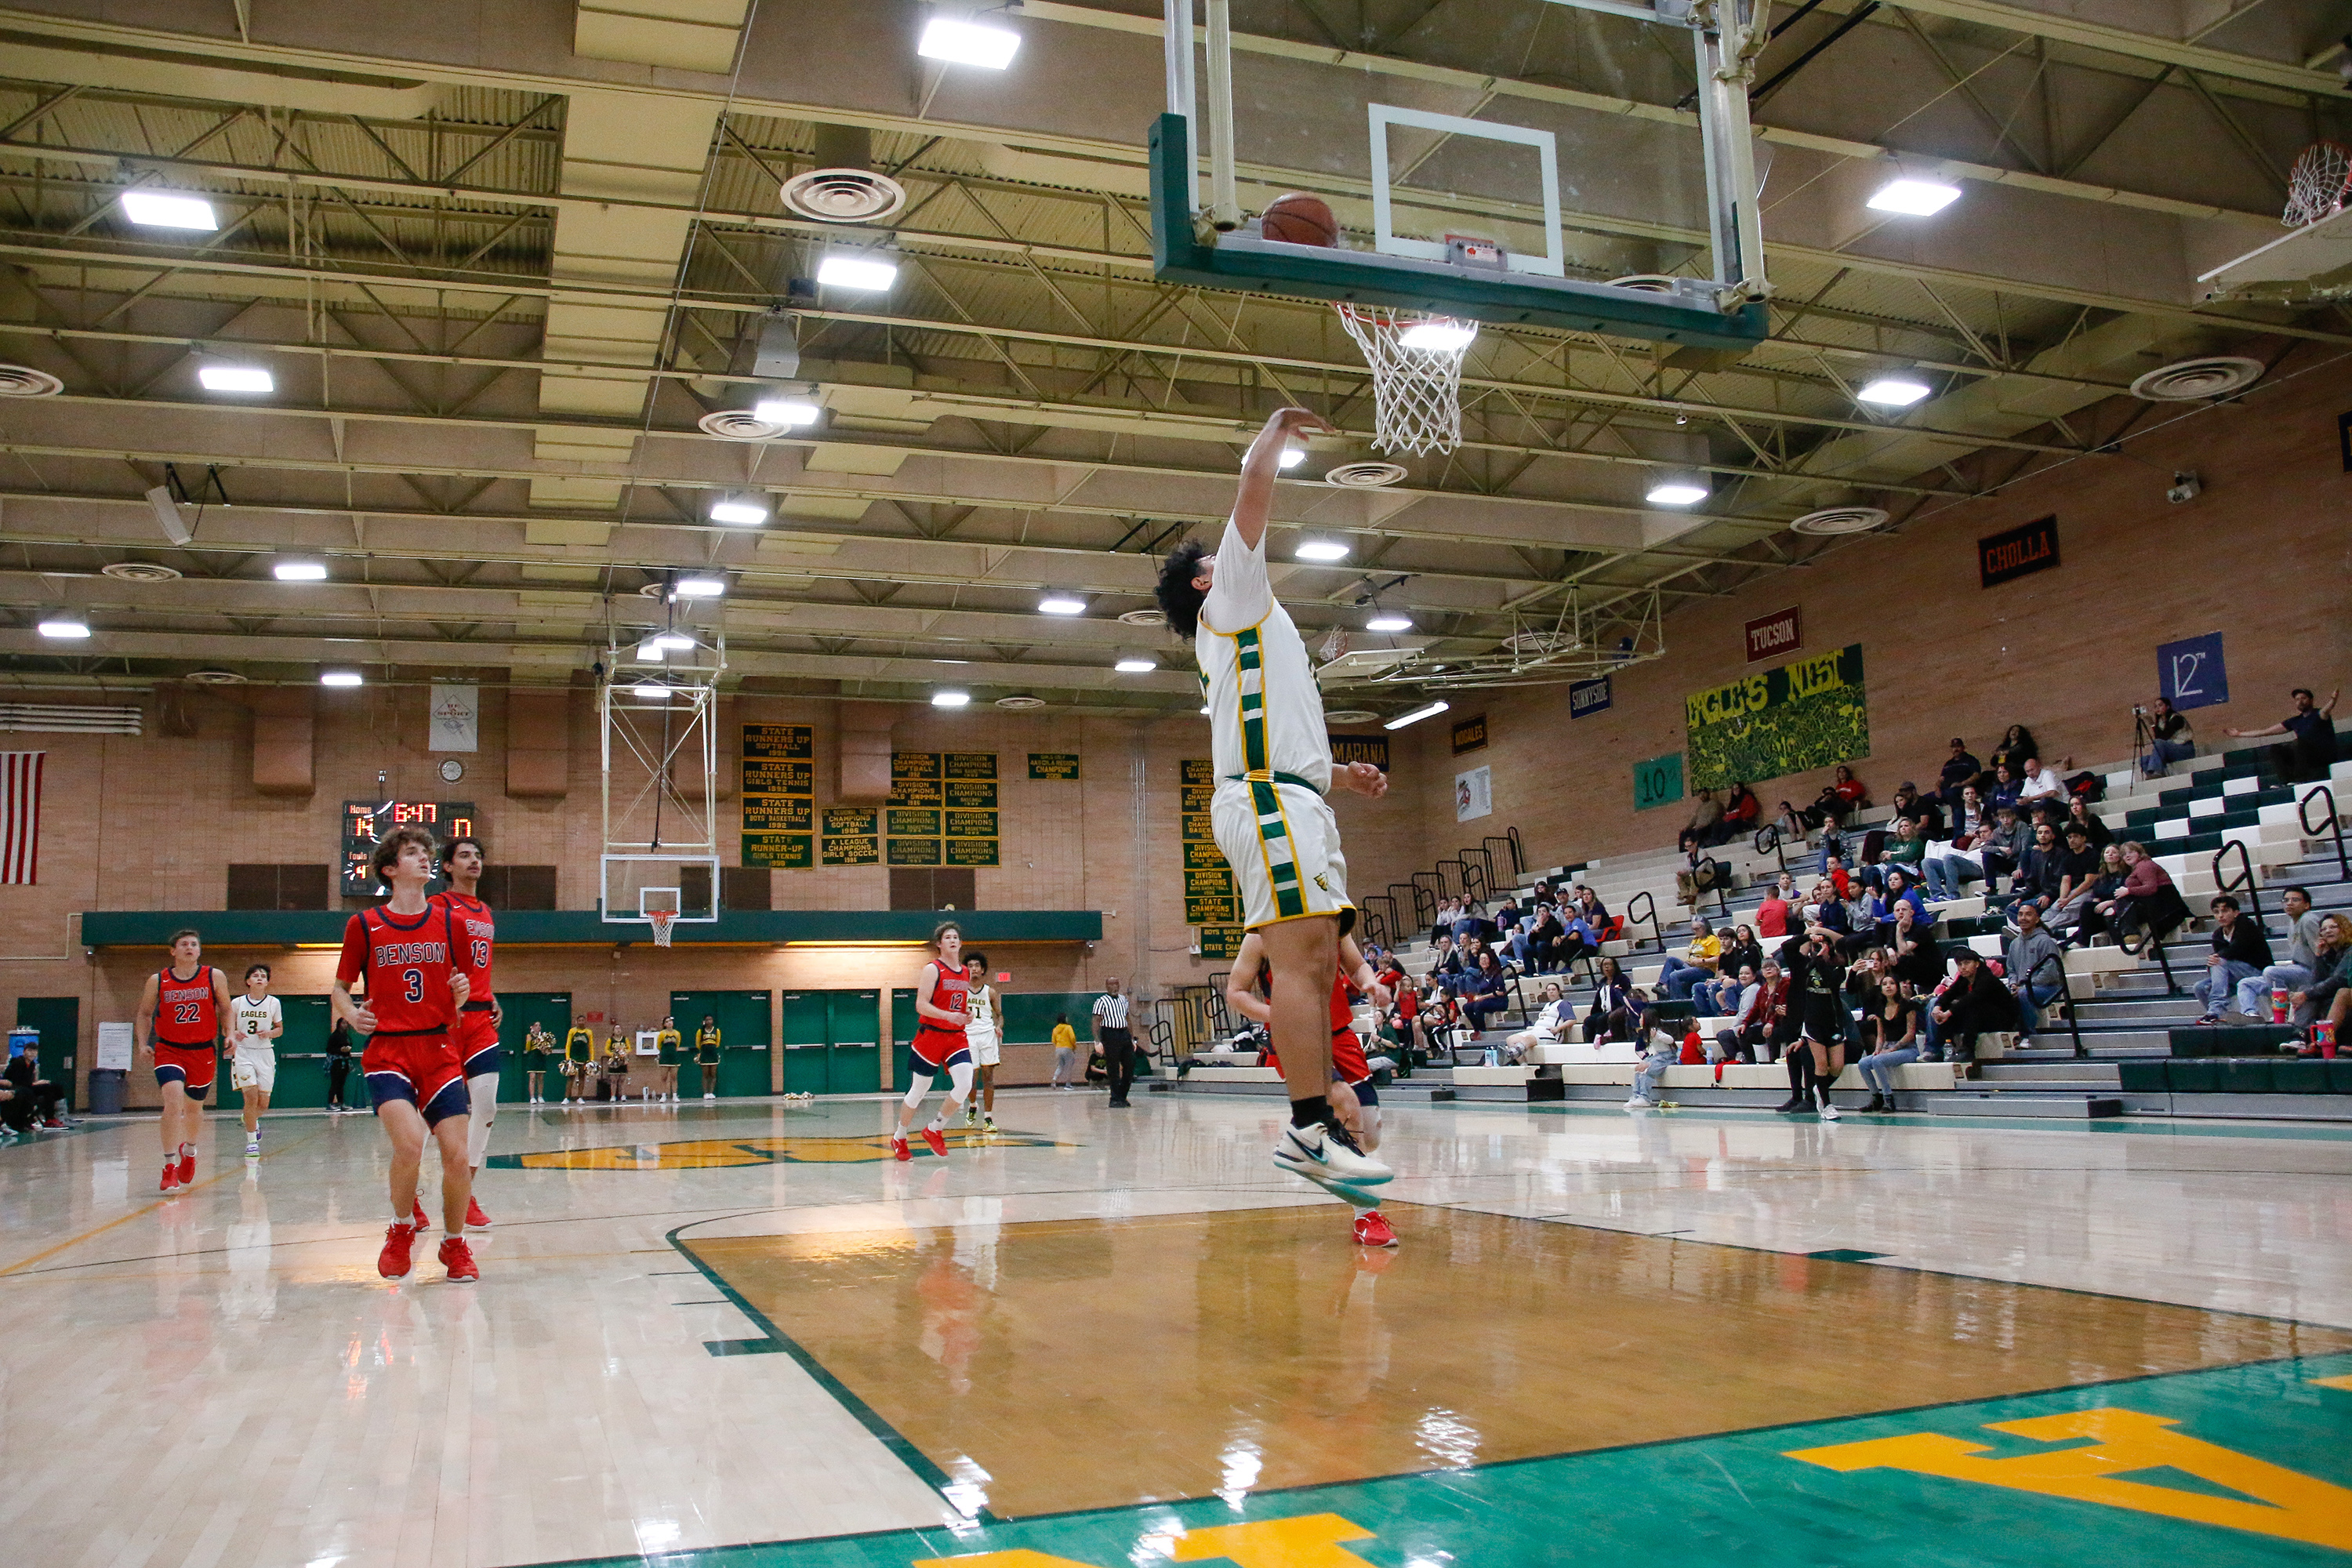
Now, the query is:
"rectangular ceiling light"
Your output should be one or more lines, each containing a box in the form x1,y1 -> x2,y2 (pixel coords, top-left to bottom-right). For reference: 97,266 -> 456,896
1384,699 -> 1450,731
122,191 -> 219,230
1866,177 -> 1962,216
931,690 -> 971,707
653,632 -> 695,651
1857,376 -> 1933,407
198,365 -> 273,394
272,561 -> 328,581
753,397 -> 822,428
816,253 -> 899,292
917,16 -> 1022,68
36,615 -> 89,640
709,499 -> 770,525
1114,658 -> 1155,673
1294,539 -> 1350,562
320,670 -> 363,687
673,576 -> 727,597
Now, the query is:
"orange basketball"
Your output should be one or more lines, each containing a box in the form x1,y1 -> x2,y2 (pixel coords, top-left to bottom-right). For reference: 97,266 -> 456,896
1260,192 -> 1339,247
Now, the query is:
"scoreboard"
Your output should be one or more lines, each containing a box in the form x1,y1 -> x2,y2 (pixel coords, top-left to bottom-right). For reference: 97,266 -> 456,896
341,800 -> 477,897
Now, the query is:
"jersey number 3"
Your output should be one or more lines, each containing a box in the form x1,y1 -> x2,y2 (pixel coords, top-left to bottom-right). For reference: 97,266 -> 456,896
403,968 -> 425,1004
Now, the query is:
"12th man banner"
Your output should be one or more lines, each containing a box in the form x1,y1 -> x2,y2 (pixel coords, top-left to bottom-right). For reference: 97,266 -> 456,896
1685,642 -> 1868,789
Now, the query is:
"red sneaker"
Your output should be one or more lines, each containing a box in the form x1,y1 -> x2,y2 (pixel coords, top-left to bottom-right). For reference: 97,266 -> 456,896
159,1162 -> 180,1195
412,1200 -> 431,1232
465,1197 -> 491,1229
920,1127 -> 948,1158
437,1236 -> 479,1283
891,1135 -> 911,1162
1353,1210 -> 1399,1248
174,1150 -> 195,1186
379,1221 -> 419,1279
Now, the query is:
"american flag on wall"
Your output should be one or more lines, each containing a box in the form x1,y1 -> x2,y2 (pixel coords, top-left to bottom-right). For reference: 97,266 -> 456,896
1,752 -> 43,884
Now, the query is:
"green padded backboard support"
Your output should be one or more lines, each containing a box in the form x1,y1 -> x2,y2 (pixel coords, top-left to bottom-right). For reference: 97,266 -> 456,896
1146,113 -> 1768,353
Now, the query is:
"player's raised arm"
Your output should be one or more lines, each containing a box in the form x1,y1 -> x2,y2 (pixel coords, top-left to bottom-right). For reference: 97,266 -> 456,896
1229,406 -> 1336,553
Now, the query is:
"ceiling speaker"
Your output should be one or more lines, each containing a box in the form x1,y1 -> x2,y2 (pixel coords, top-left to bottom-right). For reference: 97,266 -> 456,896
1790,506 -> 1889,536
1324,461 -> 1408,489
2128,356 -> 2263,401
780,169 -> 908,223
0,364 -> 62,397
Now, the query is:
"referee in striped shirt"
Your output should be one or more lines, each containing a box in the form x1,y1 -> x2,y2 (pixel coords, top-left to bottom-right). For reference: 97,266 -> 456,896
1093,980 -> 1134,1107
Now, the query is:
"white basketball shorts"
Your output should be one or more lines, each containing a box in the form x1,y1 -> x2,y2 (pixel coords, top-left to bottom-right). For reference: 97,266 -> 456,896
1210,776 -> 1352,931
967,1029 -> 1001,1067
230,1051 -> 277,1094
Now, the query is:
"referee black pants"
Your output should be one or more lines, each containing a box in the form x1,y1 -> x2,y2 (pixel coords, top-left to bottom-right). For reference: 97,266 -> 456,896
1101,1028 -> 1134,1105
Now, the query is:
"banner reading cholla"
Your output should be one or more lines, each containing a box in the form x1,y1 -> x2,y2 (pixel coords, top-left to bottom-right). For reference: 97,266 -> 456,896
1685,642 -> 1868,790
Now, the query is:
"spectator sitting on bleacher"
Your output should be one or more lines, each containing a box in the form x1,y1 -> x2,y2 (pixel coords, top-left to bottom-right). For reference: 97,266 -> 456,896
1945,782 -> 1987,841
0,1045 -> 64,1132
2239,887 -> 2320,1019
1770,800 -> 1805,842
1571,884 -> 1610,937
1453,902 -> 1492,945
2225,684 -> 2340,786
1505,903 -> 1555,974
1700,924 -> 1762,1014
1798,764 -> 1867,832
2285,913 -> 2349,1029
1626,1006 -> 1682,1110
1863,873 -> 1929,945
1855,971 -> 1925,1112
1888,782 -> 1944,841
1755,881 -> 1791,940
1984,762 -> 2022,815
1675,837 -> 1730,906
2095,840 -> 2189,953
2063,794 -> 2112,851
1889,901 -> 1944,993
1985,724 -> 2038,788
2016,755 -> 2066,820
1936,737 -> 1981,815
2140,697 -> 2196,778
1722,782 -> 1761,840
1461,949 -> 1511,1028
1923,949 -> 2016,1071
1657,916 -> 1722,1000
1505,982 -> 1575,1063
1555,908 -> 1600,974
1586,957 -> 1641,1042
1682,788 -> 1728,850
1713,958 -> 1784,1064
1428,933 -> 1465,988
2003,821 -> 2065,927
2041,822 -> 2105,936
1859,818 -> 1928,891
1922,792 -> 1993,900
2063,843 -> 2130,947
2192,895 -> 2272,1025
2004,903 -> 2068,1041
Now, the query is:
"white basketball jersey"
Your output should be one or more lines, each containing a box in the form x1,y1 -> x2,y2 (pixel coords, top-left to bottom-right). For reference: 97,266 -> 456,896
967,985 -> 998,1036
230,996 -> 280,1055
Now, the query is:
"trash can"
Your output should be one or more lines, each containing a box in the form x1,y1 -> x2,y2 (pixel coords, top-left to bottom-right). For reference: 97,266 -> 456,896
87,1069 -> 126,1116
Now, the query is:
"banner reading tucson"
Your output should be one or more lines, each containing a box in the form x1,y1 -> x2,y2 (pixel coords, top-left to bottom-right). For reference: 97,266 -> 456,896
1684,642 -> 1869,789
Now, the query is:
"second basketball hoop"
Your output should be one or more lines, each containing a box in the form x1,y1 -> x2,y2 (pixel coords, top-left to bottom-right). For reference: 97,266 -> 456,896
1336,304 -> 1475,456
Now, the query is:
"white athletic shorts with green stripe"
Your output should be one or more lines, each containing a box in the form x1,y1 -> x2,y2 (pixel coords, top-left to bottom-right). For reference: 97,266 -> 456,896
1211,775 -> 1352,930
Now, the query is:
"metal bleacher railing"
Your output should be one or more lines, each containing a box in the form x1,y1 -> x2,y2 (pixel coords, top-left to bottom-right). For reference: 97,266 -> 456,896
1624,888 -> 1665,953
2303,782 -> 2347,880
2212,838 -> 2261,923
2024,947 -> 2084,1059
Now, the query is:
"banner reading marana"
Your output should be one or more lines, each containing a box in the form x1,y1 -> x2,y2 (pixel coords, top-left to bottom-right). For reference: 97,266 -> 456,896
1684,642 -> 1869,789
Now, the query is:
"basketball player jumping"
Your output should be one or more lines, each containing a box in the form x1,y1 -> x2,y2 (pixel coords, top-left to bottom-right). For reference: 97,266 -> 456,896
962,950 -> 1000,1134
229,963 -> 282,1161
1156,405 -> 1393,1196
136,927 -> 232,1194
332,825 -> 478,1282
438,835 -> 501,1228
894,921 -> 976,1160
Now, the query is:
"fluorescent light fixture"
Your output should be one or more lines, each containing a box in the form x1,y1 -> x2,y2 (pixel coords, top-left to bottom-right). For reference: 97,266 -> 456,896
1366,612 -> 1412,633
36,614 -> 89,639
816,252 -> 899,292
1114,657 -> 1155,673
1867,176 -> 1961,216
672,576 -> 726,598
198,365 -> 273,394
320,669 -> 363,687
1038,594 -> 1086,615
931,689 -> 971,708
917,15 -> 1022,68
1857,376 -> 1933,407
653,632 -> 695,652
753,397 -> 822,427
1645,480 -> 1710,506
709,498 -> 770,525
934,658 -> 970,665
631,683 -> 671,700
1384,699 -> 1450,731
1399,319 -> 1477,351
271,561 -> 328,582
634,638 -> 665,663
1277,446 -> 1305,470
1294,539 -> 1350,562
122,191 -> 218,230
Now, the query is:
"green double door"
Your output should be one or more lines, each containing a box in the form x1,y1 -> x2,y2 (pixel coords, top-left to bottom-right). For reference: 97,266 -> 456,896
670,989 -> 772,1096
779,989 -> 882,1095
494,993 -> 572,1102
217,995 -> 333,1111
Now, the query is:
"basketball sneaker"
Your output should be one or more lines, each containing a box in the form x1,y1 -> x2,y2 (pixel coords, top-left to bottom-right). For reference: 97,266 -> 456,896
245,1134 -> 260,1159
891,1134 -> 911,1162
465,1197 -> 491,1229
982,1115 -> 997,1134
1353,1210 -> 1399,1248
964,1102 -> 978,1127
379,1220 -> 419,1279
174,1146 -> 196,1186
1273,1120 -> 1392,1191
703,1091 -> 715,1101
437,1236 -> 480,1283
920,1127 -> 949,1158
412,1199 -> 430,1232
159,1161 -> 180,1195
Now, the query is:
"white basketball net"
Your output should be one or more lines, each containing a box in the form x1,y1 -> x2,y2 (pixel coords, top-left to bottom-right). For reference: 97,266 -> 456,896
2284,141 -> 2352,227
648,909 -> 677,948
1336,305 -> 1472,455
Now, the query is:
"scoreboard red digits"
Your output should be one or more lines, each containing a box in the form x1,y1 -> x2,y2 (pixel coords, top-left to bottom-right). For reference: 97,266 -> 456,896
340,799 -> 480,896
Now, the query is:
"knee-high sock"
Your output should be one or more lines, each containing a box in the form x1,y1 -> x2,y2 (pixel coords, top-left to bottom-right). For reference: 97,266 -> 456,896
927,1061 -> 977,1129
465,1073 -> 499,1168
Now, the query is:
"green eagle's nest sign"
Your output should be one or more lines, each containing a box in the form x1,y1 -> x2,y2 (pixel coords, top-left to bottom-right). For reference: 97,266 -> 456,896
1685,642 -> 1868,790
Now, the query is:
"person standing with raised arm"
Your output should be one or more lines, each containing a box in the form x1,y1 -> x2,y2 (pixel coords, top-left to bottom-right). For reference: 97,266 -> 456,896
1155,405 -> 1394,1197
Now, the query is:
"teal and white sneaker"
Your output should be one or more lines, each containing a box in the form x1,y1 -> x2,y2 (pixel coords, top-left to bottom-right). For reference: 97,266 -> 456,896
1272,1120 -> 1393,1192
245,1134 -> 261,1160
